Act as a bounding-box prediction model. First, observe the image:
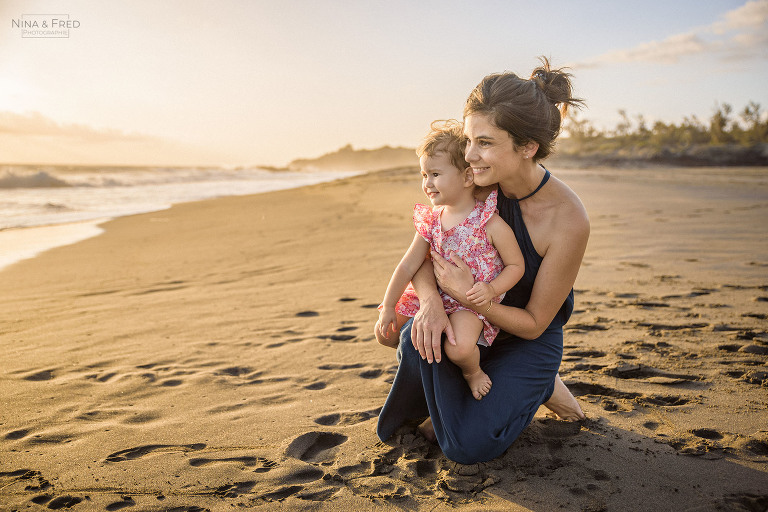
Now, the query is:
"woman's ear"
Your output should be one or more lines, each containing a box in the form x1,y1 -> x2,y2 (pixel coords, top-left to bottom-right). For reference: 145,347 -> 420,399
523,141 -> 539,159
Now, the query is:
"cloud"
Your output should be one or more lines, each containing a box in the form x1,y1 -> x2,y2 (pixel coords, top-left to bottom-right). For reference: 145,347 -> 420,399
0,111 -> 229,166
573,0 -> 768,68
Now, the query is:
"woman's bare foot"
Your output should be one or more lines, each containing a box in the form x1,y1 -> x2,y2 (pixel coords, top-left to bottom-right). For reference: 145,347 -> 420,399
464,369 -> 492,400
543,374 -> 585,421
418,417 -> 436,443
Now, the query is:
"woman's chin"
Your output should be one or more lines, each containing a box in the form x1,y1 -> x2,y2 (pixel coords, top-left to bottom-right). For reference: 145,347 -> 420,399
472,173 -> 493,187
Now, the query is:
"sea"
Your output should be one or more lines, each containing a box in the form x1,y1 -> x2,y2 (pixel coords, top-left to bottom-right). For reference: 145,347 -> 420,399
0,164 -> 362,270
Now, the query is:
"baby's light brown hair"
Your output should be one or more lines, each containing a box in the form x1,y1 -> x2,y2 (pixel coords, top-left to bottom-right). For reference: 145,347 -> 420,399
416,120 -> 467,172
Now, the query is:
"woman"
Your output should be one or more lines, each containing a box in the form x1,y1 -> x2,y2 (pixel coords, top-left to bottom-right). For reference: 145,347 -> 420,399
377,58 -> 588,465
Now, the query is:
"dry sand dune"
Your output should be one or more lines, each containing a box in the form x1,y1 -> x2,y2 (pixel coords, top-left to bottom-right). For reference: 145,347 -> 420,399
1,166 -> 766,511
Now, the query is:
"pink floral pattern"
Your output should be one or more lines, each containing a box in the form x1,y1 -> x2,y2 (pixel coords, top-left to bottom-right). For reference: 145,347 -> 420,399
396,190 -> 506,346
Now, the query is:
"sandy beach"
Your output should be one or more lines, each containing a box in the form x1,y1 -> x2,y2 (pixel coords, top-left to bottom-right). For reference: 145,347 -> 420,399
1,166 -> 767,511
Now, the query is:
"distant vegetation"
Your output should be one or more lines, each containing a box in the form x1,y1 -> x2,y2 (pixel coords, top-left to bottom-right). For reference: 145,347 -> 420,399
556,101 -> 768,167
280,102 -> 768,172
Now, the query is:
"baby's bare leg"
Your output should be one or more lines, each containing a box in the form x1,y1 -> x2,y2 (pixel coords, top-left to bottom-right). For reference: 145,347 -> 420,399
374,313 -> 409,348
444,310 -> 491,400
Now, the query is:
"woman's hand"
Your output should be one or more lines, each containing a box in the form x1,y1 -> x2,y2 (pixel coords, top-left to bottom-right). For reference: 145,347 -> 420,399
431,251 -> 475,307
411,294 -> 455,364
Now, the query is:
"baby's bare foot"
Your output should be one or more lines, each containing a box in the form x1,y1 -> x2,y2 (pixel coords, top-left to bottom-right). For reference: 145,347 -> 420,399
418,417 -> 436,443
464,369 -> 492,400
543,374 -> 585,421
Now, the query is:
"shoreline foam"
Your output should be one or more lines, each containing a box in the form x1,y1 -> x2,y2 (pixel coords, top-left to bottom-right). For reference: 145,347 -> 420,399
0,219 -> 108,271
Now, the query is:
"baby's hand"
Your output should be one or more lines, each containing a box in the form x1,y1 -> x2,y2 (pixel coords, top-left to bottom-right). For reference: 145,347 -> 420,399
467,282 -> 496,307
377,307 -> 398,340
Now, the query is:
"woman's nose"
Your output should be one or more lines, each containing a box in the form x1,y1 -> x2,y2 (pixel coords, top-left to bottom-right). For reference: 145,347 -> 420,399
465,144 -> 477,162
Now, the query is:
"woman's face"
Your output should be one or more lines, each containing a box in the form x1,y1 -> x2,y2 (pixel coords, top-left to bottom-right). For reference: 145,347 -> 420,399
463,113 -> 523,188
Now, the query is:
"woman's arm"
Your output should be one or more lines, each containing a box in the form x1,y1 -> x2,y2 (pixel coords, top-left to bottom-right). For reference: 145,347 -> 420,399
466,214 -> 525,307
485,212 -> 588,339
409,258 -> 455,364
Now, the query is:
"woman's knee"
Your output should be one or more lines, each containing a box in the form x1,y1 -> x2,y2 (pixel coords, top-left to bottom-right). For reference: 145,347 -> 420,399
441,439 -> 499,465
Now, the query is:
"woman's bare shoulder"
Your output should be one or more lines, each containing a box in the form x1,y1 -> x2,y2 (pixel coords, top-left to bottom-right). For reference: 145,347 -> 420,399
549,176 -> 590,236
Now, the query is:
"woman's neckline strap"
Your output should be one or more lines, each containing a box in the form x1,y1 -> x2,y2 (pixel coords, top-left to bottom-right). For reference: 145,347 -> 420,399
516,168 -> 550,202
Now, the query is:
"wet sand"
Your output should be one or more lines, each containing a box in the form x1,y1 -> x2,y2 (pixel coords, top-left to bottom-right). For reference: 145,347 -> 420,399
1,166 -> 766,511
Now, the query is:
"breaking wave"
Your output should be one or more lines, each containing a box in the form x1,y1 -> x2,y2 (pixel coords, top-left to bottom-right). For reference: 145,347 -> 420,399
0,170 -> 71,189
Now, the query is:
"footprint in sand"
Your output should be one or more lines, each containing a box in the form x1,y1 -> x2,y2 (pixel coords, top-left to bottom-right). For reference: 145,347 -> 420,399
42,495 -> 83,509
261,485 -> 304,501
603,363 -> 701,385
189,456 -> 278,473
565,323 -> 609,332
317,363 -> 364,371
285,432 -> 348,464
314,408 -> 381,426
565,349 -> 606,358
105,496 -> 136,511
637,322 -> 708,331
216,366 -> 259,378
213,481 -> 257,498
0,469 -> 51,492
318,333 -> 357,341
359,368 -> 383,379
691,428 -> 724,440
284,466 -> 326,483
568,363 -> 607,372
105,443 -> 206,463
572,379 -> 691,407
337,461 -> 373,478
22,369 -> 56,381
5,429 -> 30,440
567,381 -> 641,401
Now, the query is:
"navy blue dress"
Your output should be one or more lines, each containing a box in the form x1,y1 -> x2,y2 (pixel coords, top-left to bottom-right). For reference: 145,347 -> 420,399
377,169 -> 574,464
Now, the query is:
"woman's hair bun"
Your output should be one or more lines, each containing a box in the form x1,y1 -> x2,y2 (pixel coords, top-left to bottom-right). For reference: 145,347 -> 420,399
530,57 -> 584,117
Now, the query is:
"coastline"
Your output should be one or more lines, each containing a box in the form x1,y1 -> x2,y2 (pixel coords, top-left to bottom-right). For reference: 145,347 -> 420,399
0,169 -> 364,272
1,165 -> 766,510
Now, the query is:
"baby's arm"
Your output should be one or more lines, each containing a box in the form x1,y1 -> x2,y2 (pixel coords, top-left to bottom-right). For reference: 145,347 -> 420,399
466,214 -> 525,308
377,233 -> 430,339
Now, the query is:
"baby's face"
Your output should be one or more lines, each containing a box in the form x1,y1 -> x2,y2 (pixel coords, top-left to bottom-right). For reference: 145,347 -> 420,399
419,151 -> 468,207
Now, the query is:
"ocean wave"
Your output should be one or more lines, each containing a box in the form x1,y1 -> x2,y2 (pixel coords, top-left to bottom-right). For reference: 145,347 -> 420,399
0,170 -> 71,189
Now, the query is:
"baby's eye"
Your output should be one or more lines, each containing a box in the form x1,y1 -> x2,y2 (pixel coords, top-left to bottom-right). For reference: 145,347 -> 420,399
432,172 -> 440,177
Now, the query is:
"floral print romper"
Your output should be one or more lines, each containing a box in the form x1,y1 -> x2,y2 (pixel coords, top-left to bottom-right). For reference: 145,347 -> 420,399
394,190 -> 506,346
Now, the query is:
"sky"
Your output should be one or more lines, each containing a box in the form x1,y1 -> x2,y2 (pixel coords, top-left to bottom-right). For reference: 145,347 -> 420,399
1,0 -> 766,167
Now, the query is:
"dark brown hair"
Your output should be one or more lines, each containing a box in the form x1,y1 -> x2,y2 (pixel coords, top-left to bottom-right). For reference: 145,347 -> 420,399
463,57 -> 584,160
417,119 -> 467,172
